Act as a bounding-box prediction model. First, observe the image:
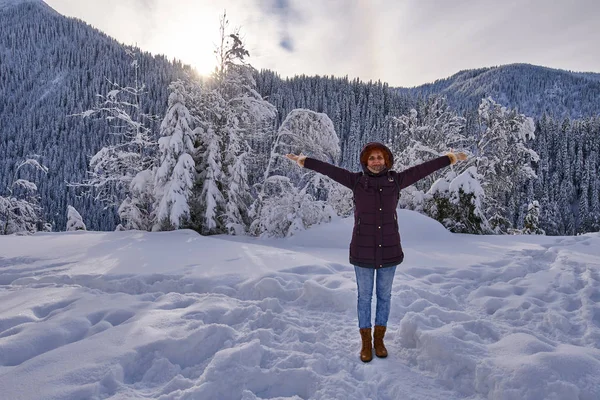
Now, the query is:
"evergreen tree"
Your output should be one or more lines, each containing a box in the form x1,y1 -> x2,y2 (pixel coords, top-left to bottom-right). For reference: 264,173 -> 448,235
118,169 -> 154,230
425,167 -> 488,234
194,121 -> 225,235
0,158 -> 49,235
66,205 -> 86,231
469,97 -> 539,233
70,52 -> 158,228
387,96 -> 469,212
523,201 -> 545,235
152,81 -> 195,231
251,109 -> 340,237
191,13 -> 276,235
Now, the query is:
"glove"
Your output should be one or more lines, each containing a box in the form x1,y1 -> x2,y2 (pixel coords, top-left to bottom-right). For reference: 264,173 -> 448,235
447,152 -> 467,165
285,154 -> 307,167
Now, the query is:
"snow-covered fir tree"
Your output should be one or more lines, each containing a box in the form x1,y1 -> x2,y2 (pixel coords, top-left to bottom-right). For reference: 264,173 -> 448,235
469,97 -> 539,233
117,169 -> 154,231
66,205 -> 86,231
251,109 -> 340,237
0,158 -> 49,235
523,201 -> 544,235
191,13 -> 276,235
152,81 -> 195,231
70,52 -> 159,229
219,63 -> 276,235
387,96 -> 468,212
258,176 -> 336,238
194,121 -> 225,234
425,167 -> 488,234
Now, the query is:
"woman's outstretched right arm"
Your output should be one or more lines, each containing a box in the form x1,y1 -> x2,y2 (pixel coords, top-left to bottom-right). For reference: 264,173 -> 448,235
286,154 -> 359,189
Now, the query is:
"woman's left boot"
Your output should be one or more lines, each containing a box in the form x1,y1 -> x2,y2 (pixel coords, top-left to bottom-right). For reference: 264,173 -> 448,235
373,325 -> 388,358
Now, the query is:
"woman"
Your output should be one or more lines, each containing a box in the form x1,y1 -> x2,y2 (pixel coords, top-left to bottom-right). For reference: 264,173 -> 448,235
286,142 -> 467,362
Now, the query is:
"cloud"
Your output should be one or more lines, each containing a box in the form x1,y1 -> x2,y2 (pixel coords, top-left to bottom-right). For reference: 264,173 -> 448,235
260,0 -> 292,18
279,35 -> 294,52
255,0 -> 300,53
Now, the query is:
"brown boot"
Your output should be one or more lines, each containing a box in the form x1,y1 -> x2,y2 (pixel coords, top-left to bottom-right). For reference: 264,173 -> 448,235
359,328 -> 373,362
373,325 -> 388,358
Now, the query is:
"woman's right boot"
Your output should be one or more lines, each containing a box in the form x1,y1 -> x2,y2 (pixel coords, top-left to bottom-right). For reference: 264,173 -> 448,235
359,328 -> 373,362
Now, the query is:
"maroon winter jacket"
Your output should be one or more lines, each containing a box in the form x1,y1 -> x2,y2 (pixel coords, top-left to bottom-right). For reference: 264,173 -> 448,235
303,143 -> 451,269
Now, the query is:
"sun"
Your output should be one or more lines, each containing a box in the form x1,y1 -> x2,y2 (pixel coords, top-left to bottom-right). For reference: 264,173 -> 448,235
155,14 -> 220,78
154,6 -> 258,79
188,50 -> 217,77
164,36 -> 217,77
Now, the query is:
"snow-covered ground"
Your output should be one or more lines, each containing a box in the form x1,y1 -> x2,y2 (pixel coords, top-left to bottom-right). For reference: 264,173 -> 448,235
1,210 -> 599,400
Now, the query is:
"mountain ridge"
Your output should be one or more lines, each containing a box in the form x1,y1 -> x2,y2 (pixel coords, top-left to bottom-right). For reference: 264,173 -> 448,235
0,0 -> 50,11
399,63 -> 600,118
414,63 -> 600,89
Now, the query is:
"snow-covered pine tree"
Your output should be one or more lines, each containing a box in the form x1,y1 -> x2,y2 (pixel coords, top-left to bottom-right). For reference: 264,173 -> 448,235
152,81 -> 195,231
183,77 -> 224,234
257,176 -> 335,237
118,169 -> 154,230
523,200 -> 545,235
469,97 -> 539,233
250,109 -> 339,237
220,63 -> 276,235
191,13 -> 276,235
577,155 -> 591,234
66,205 -> 86,231
425,166 -> 488,234
590,150 -> 600,232
70,51 -> 158,227
389,96 -> 467,173
0,157 -> 49,235
387,96 -> 468,212
195,122 -> 225,235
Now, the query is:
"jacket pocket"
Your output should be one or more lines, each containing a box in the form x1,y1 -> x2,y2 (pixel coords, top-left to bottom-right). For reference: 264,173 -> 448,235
357,217 -> 361,235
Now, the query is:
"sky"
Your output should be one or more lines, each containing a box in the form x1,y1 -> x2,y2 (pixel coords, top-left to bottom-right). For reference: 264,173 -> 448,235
1,210 -> 600,399
41,0 -> 600,88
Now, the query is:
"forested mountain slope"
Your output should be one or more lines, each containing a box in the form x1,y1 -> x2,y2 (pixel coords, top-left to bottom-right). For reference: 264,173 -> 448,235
399,63 -> 600,119
0,0 -> 194,230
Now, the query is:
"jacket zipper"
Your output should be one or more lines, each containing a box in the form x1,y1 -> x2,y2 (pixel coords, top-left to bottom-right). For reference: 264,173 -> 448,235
357,217 -> 361,235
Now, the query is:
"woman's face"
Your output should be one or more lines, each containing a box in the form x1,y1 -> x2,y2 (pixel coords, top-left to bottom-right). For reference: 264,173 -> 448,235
367,150 -> 386,173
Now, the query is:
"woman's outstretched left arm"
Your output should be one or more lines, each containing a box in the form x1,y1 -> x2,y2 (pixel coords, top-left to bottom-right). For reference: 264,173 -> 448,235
397,152 -> 467,189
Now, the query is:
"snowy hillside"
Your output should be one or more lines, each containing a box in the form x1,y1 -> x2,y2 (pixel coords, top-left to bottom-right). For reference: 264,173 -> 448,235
399,63 -> 600,118
1,210 -> 599,400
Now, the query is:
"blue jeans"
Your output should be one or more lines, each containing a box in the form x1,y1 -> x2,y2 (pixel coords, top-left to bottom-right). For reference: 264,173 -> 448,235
354,265 -> 397,329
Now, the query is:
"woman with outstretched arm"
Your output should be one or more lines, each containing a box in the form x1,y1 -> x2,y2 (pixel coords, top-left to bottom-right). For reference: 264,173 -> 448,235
286,142 -> 467,362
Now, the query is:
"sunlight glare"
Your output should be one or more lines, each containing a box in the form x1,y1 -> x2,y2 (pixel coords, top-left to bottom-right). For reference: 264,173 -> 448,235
188,45 -> 217,77
156,9 -> 222,78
